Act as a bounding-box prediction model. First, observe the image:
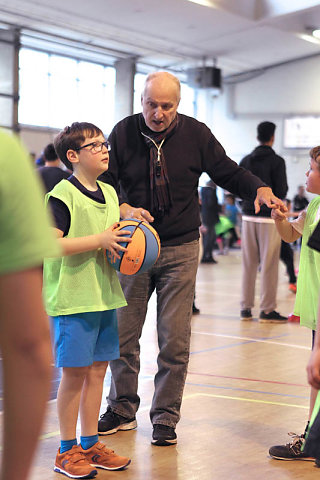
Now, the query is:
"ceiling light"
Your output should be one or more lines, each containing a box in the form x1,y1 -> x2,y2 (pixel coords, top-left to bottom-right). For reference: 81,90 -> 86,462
312,29 -> 320,39
186,0 -> 215,8
298,33 -> 320,45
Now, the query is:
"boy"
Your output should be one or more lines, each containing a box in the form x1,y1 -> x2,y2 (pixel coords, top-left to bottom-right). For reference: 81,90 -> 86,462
268,146 -> 320,461
305,219 -> 320,463
0,130 -> 60,480
43,122 -> 131,478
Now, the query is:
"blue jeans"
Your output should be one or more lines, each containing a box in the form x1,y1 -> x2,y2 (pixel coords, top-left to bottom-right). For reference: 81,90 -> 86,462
108,240 -> 199,427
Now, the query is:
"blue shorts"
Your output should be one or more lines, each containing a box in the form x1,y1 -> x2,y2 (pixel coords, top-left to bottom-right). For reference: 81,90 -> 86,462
50,310 -> 119,367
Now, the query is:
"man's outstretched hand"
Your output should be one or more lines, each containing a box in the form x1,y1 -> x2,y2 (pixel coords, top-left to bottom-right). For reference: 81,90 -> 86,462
254,187 -> 287,214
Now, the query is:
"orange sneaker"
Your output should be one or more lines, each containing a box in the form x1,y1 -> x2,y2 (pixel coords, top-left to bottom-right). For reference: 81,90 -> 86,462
54,445 -> 97,478
80,441 -> 130,471
289,283 -> 297,294
288,313 -> 300,323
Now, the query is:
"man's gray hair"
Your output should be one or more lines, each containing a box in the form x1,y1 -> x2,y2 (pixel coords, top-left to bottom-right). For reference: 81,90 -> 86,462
142,71 -> 181,102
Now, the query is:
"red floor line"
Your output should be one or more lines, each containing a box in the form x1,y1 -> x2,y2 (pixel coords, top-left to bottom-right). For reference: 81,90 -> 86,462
186,371 -> 308,388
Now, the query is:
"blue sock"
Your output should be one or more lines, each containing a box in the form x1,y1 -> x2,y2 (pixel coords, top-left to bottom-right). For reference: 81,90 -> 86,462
80,434 -> 99,450
60,438 -> 77,454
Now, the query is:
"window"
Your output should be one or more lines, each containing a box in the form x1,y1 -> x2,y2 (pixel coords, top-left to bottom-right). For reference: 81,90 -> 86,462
19,48 -> 115,133
284,116 -> 320,149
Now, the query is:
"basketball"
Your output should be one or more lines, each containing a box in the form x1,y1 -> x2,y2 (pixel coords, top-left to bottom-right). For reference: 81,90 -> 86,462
106,219 -> 161,275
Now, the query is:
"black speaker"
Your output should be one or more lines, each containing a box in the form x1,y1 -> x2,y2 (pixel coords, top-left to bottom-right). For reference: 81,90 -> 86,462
186,67 -> 221,89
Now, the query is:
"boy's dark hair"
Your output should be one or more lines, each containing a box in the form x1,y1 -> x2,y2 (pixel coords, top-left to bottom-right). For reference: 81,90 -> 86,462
257,121 -> 276,143
54,122 -> 103,171
43,143 -> 58,162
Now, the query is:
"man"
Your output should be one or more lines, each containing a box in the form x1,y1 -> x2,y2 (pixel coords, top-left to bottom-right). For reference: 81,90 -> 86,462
200,179 -> 219,263
98,72 -> 285,446
37,142 -> 70,193
293,185 -> 309,213
239,121 -> 288,322
0,130 -> 60,480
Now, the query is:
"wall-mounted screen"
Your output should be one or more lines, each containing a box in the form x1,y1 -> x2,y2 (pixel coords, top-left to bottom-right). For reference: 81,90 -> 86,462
283,116 -> 320,149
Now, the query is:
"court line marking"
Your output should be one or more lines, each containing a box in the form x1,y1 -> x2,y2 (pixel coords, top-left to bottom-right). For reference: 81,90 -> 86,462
184,381 -> 308,399
38,389 -> 308,441
191,330 -> 310,350
180,392 -> 309,409
186,371 -> 308,388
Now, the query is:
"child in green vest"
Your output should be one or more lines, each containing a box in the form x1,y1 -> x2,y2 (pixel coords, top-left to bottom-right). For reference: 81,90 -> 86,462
43,122 -> 132,478
268,145 -> 320,462
304,219 -> 320,463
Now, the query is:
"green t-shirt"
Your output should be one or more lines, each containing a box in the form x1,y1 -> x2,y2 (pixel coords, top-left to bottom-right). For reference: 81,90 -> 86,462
294,196 -> 320,330
43,180 -> 127,316
0,130 -> 60,274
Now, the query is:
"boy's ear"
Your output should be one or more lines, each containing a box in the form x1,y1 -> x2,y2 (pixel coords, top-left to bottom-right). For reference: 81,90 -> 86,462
66,149 -> 79,166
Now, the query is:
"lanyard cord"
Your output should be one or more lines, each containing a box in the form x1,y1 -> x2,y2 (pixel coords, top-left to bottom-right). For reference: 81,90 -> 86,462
141,133 -> 165,164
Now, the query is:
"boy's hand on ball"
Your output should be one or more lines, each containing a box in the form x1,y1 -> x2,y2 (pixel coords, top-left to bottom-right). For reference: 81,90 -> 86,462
100,223 -> 131,259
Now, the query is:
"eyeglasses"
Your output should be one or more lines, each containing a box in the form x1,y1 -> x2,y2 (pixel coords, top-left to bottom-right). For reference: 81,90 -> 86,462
75,140 -> 111,153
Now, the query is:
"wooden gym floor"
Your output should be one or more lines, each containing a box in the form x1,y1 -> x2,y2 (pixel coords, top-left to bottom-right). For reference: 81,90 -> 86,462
2,248 -> 318,479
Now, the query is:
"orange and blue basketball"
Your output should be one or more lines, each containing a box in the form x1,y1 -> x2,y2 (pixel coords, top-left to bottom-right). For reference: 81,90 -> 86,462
106,219 -> 161,275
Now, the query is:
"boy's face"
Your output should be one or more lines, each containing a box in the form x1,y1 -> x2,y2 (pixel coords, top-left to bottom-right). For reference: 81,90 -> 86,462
71,134 -> 110,175
306,157 -> 320,194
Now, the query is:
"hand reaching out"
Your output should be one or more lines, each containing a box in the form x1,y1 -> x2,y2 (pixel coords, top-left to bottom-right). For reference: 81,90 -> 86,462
271,207 -> 287,222
254,187 -> 288,214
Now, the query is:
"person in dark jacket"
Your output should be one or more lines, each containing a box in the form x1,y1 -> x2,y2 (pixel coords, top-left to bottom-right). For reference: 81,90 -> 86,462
293,185 -> 309,213
98,73 -> 286,447
37,143 -> 70,193
200,179 -> 219,263
239,121 -> 288,322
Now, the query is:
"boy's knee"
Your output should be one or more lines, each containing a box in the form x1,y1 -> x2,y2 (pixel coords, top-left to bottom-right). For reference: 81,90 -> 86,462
91,361 -> 108,378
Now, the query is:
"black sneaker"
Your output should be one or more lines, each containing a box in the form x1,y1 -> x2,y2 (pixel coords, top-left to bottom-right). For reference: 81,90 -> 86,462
240,309 -> 253,321
201,257 -> 217,264
192,303 -> 200,315
98,407 -> 137,435
259,310 -> 287,323
151,424 -> 177,446
269,432 -> 314,461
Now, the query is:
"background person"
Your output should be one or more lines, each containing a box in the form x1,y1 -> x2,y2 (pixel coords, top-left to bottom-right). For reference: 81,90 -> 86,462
98,71 -> 286,447
293,185 -> 309,213
239,121 -> 288,322
37,142 -> 70,193
0,130 -> 60,480
200,179 -> 219,263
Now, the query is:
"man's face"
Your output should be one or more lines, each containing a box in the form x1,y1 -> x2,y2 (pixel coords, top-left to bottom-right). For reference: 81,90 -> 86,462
141,79 -> 180,132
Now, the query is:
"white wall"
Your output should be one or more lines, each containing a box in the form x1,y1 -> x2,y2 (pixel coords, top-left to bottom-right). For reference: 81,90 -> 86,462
19,127 -> 59,159
209,55 -> 320,202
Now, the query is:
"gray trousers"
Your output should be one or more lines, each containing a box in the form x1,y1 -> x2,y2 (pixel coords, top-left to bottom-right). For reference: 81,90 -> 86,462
241,220 -> 281,312
108,240 -> 199,427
